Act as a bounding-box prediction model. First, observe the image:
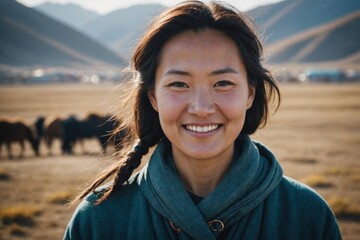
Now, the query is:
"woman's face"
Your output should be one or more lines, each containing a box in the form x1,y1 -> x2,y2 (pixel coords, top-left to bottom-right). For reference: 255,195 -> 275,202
149,29 -> 255,162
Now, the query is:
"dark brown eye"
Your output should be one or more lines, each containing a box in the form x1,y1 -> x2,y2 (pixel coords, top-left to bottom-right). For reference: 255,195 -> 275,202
170,82 -> 189,88
214,80 -> 233,87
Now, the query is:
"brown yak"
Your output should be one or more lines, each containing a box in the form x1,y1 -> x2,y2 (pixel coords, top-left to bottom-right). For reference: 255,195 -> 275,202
0,119 -> 40,159
36,116 -> 65,155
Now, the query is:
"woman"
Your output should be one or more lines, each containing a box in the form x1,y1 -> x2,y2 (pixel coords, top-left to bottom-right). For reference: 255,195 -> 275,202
64,1 -> 342,239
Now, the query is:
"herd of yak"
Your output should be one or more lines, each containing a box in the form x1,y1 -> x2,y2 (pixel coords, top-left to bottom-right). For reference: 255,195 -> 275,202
0,113 -> 128,159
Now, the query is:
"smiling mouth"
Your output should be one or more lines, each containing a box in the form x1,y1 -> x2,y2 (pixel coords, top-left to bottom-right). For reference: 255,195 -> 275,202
185,125 -> 219,133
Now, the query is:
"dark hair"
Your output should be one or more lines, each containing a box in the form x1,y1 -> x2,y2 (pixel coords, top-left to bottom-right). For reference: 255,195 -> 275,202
72,0 -> 280,204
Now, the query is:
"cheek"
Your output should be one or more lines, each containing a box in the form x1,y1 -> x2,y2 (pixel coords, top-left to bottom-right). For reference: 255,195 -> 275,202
156,92 -> 188,121
214,92 -> 249,118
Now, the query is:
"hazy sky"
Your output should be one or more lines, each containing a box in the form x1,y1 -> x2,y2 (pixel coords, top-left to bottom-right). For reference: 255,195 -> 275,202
17,0 -> 284,14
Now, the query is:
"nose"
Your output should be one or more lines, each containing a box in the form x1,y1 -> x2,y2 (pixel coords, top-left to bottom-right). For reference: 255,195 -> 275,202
188,88 -> 216,117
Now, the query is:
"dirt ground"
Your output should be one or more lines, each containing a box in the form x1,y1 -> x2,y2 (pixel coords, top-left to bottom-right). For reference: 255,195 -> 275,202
0,83 -> 359,239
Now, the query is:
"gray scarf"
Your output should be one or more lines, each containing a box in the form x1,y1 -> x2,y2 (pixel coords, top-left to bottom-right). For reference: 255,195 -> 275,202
138,135 -> 283,239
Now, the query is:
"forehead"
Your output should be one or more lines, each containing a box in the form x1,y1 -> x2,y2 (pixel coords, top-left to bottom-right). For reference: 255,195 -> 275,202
160,29 -> 240,56
172,28 -> 234,44
156,29 -> 245,74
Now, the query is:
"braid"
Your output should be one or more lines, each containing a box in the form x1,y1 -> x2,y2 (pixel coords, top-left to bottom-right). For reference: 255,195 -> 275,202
112,142 -> 149,189
95,141 -> 149,203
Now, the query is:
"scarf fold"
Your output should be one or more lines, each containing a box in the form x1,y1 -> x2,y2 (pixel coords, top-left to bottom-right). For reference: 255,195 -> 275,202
138,135 -> 283,239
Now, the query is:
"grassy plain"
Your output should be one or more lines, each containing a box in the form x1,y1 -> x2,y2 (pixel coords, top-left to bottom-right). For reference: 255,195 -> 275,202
0,83 -> 359,239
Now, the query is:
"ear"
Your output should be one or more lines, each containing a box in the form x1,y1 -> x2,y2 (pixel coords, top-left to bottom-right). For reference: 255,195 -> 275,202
148,90 -> 159,112
246,85 -> 256,110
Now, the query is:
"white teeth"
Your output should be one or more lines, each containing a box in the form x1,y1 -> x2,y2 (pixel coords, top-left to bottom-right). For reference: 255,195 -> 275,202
186,125 -> 219,133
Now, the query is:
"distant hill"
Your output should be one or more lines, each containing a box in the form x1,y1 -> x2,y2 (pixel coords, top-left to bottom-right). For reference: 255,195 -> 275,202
0,0 -> 125,67
34,2 -> 99,29
33,2 -> 165,59
266,10 -> 360,63
81,4 -> 165,58
248,0 -> 360,44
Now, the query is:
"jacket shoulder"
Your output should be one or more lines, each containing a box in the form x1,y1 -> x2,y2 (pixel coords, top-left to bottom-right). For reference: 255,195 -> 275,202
268,176 -> 342,239
64,174 -> 144,239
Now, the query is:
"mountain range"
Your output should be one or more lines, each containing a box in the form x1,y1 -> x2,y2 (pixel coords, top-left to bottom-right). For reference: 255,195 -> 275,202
34,2 -> 165,60
0,0 -> 125,68
248,0 -> 360,68
2,0 -> 360,68
34,2 -> 99,29
79,4 -> 165,58
248,0 -> 360,44
33,0 -> 360,67
266,10 -> 360,64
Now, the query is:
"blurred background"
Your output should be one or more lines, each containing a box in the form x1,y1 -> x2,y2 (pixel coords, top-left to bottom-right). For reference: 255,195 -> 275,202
0,0 -> 359,239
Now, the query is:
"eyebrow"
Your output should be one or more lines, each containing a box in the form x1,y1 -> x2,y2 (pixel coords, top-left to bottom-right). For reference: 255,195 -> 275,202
210,67 -> 239,75
165,69 -> 190,76
164,67 -> 239,76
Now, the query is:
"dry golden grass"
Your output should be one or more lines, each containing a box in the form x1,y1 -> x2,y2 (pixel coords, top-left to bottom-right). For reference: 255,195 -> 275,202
46,191 -> 74,205
325,166 -> 360,177
9,223 -> 26,237
327,196 -> 360,220
300,174 -> 332,188
0,167 -> 11,180
0,83 -> 126,121
0,82 -> 359,239
0,205 -> 42,226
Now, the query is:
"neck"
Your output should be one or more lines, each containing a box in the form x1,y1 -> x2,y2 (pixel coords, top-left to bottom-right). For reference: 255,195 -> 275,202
172,146 -> 234,197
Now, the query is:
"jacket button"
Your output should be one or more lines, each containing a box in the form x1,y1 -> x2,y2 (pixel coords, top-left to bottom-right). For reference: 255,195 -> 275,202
208,219 -> 224,232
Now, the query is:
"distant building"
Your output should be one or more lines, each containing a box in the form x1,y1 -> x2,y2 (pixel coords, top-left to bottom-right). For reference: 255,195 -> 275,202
299,69 -> 346,83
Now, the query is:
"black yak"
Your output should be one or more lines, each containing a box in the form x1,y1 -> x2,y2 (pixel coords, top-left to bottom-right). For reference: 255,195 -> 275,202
0,119 -> 40,159
34,116 -> 45,140
61,113 -> 127,154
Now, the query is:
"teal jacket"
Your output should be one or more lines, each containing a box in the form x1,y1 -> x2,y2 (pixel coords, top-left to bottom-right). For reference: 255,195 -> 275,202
64,136 -> 342,239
